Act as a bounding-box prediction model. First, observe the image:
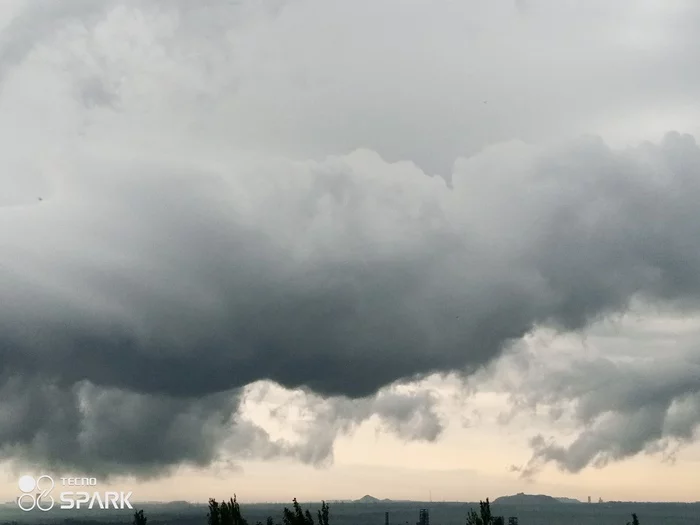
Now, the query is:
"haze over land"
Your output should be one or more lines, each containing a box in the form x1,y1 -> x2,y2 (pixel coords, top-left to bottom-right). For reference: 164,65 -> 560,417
1,497 -> 699,525
0,0 -> 699,505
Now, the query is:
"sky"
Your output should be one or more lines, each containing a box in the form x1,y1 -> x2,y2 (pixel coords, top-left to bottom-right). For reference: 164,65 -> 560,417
0,0 -> 700,505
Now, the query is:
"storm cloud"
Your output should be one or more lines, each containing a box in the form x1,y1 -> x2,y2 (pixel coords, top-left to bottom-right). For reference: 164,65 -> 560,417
5,134 -> 700,398
1,0 -> 700,476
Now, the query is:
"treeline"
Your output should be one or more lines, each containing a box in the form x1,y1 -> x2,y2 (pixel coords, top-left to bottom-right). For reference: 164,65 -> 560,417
132,496 -> 330,525
132,496 -> 638,525
464,498 -> 640,525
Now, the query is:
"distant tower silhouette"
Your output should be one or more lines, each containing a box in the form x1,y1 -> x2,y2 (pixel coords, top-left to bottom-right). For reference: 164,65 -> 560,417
417,509 -> 429,525
587,496 -> 591,504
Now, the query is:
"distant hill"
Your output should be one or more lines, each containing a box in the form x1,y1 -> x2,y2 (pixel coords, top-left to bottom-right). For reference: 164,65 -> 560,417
555,497 -> 582,504
493,493 -> 563,505
355,495 -> 388,503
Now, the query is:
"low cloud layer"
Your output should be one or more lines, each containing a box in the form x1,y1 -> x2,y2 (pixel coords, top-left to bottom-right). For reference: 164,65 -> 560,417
1,377 -> 444,477
511,352 -> 700,476
260,386 -> 444,466
1,0 -> 700,476
0,377 -> 241,478
491,320 -> 700,476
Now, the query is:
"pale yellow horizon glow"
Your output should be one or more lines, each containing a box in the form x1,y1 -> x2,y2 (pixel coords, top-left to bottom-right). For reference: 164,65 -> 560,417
2,439 -> 699,504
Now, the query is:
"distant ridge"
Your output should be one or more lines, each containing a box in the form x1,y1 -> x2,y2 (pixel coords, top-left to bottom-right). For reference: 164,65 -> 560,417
355,495 -> 383,503
492,493 -> 563,505
555,497 -> 582,504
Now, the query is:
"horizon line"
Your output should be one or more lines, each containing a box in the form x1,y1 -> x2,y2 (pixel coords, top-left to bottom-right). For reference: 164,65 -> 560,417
84,499 -> 700,505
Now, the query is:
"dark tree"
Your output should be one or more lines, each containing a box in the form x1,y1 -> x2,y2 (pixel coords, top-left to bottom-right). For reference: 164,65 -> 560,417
317,501 -> 330,525
466,509 -> 481,525
208,499 -> 221,525
283,499 -> 315,525
133,510 -> 147,525
466,498 -> 492,525
267,517 -> 275,525
626,514 -> 640,525
209,496 -> 247,525
480,499 -> 492,525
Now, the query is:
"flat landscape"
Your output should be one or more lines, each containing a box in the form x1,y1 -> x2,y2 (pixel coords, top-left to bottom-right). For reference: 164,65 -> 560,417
2,501 -> 699,525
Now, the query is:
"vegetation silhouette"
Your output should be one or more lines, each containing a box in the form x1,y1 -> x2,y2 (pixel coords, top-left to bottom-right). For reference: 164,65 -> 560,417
132,495 -> 641,525
133,509 -> 147,525
317,500 -> 330,525
465,498 -> 492,525
203,496 -> 326,525
283,498 -> 316,525
463,497 -> 640,525
208,496 -> 248,525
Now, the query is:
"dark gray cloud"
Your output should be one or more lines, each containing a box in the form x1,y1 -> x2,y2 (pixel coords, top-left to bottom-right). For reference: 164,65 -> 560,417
1,0 -> 700,476
8,133 -> 700,401
0,376 -> 242,478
